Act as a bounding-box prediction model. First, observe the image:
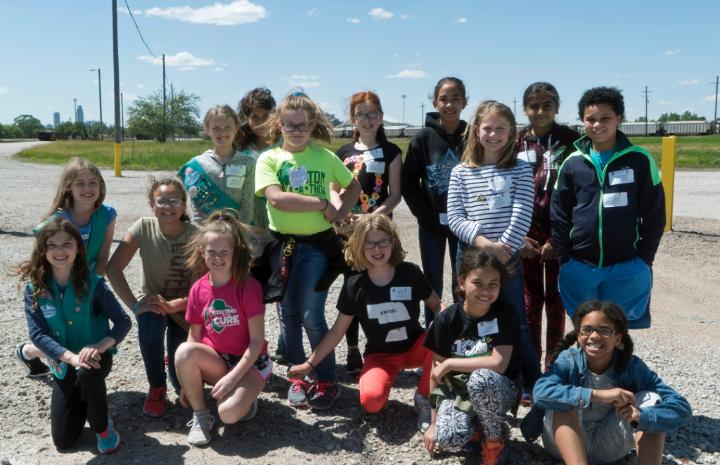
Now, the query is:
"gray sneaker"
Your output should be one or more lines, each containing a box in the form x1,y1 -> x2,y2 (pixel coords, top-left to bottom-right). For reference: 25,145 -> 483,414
187,410 -> 215,446
414,390 -> 432,433
287,379 -> 311,408
239,399 -> 258,422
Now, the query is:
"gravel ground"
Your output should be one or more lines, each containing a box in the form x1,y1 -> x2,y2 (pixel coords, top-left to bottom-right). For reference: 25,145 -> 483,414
1,141 -> 719,465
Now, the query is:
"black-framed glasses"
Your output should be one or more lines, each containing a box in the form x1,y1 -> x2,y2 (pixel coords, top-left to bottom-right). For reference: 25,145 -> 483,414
354,111 -> 380,121
578,325 -> 615,337
281,121 -> 311,133
154,197 -> 183,207
363,239 -> 392,250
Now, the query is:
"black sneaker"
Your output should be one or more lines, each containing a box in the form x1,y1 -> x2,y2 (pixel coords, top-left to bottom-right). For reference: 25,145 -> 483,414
15,344 -> 50,378
307,381 -> 340,410
345,348 -> 363,375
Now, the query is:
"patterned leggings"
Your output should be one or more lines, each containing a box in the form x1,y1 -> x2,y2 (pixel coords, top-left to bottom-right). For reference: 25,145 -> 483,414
434,369 -> 518,451
523,257 -> 565,367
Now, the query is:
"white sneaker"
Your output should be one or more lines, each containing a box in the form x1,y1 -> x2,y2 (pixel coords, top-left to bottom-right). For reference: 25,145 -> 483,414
414,390 -> 432,433
187,410 -> 215,446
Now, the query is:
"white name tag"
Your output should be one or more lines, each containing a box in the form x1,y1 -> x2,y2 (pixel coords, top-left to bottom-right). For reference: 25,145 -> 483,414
367,302 -> 411,324
226,164 -> 246,177
608,168 -> 634,186
41,304 -> 57,319
365,160 -> 385,174
439,213 -> 448,225
517,149 -> 537,164
489,192 -> 512,211
491,174 -> 511,191
390,286 -> 412,301
477,319 -> 499,337
385,326 -> 408,343
226,175 -> 245,189
366,147 -> 384,160
289,166 -> 308,189
603,192 -> 628,208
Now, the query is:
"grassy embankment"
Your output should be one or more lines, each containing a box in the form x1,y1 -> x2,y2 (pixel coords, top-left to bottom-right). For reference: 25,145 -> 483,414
14,135 -> 720,170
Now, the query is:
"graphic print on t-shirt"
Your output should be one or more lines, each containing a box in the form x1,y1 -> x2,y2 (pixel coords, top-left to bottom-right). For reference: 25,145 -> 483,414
451,335 -> 493,358
162,242 -> 194,299
426,148 -> 459,195
366,301 -> 411,324
203,299 -> 240,333
277,161 -> 326,196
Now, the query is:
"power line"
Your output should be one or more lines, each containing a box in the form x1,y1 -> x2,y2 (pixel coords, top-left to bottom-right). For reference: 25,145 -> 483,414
124,0 -> 156,57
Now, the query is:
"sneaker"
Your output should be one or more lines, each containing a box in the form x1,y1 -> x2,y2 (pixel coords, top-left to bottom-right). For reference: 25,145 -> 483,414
481,439 -> 505,465
239,399 -> 258,422
520,406 -> 545,443
187,410 -> 215,446
15,344 -> 50,378
345,347 -> 363,375
413,390 -> 432,433
287,378 -> 311,408
96,419 -> 121,454
143,386 -> 168,417
307,381 -> 340,410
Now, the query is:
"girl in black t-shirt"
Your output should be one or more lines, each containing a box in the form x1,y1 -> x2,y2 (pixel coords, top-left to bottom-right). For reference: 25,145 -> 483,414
423,248 -> 520,463
288,214 -> 441,433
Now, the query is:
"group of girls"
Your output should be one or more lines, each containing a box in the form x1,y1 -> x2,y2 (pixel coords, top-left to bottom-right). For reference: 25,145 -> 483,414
15,78 -> 691,464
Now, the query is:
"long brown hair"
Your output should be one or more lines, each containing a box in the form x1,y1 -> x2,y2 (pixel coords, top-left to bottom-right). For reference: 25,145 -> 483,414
462,101 -> 517,169
235,87 -> 278,151
349,91 -> 388,144
47,158 -> 106,218
16,217 -> 89,300
147,176 -> 190,222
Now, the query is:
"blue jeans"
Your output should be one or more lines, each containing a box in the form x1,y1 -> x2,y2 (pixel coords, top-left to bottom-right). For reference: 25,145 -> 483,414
456,244 -> 540,389
137,311 -> 186,393
418,224 -> 459,328
280,242 -> 336,382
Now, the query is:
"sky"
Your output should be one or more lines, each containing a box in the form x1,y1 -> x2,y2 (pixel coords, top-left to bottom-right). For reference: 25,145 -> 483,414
1,0 -> 719,128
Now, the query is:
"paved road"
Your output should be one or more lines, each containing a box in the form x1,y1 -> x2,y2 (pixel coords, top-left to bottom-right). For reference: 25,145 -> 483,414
2,140 -> 719,220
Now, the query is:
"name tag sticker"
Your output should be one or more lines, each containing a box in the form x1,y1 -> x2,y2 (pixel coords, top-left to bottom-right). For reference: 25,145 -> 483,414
491,174 -> 511,191
489,192 -> 512,211
603,192 -> 628,208
365,160 -> 385,174
366,147 -> 384,160
517,149 -> 537,164
390,286 -> 412,301
289,166 -> 308,189
608,169 -> 634,186
226,164 -> 246,177
385,327 -> 408,343
226,175 -> 245,189
477,319 -> 499,337
439,213 -> 449,225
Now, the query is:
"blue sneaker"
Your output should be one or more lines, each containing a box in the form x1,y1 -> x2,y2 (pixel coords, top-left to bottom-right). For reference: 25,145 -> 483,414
96,419 -> 120,454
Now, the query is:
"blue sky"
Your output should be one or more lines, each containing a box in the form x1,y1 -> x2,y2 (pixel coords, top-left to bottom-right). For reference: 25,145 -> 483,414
1,0 -> 719,127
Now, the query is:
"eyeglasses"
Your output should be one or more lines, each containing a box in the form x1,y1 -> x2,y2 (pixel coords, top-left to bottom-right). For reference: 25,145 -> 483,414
354,111 -> 380,121
578,325 -> 615,337
281,121 -> 311,133
154,197 -> 182,207
363,239 -> 392,250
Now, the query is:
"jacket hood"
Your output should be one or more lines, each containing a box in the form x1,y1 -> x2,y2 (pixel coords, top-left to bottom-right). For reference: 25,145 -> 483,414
574,130 -> 634,155
424,112 -> 467,144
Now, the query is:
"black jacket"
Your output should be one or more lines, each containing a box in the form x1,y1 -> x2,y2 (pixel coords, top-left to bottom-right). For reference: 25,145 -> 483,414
551,131 -> 665,267
401,112 -> 467,236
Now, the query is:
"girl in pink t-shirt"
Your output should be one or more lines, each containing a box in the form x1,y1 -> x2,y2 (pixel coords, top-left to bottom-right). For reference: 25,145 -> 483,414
175,210 -> 270,447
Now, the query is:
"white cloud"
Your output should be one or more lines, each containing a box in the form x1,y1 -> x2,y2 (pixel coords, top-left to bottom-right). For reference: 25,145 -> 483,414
214,67 -> 225,72
663,49 -> 679,56
289,74 -> 321,88
145,0 -> 267,26
703,94 -> 719,102
387,69 -> 427,79
137,83 -> 146,89
677,79 -> 699,86
118,7 -> 142,15
0,86 -> 9,95
657,100 -> 678,105
454,17 -> 467,23
369,7 -> 393,20
307,8 -> 318,16
400,13 -> 412,20
138,51 -> 216,71
347,17 -> 361,24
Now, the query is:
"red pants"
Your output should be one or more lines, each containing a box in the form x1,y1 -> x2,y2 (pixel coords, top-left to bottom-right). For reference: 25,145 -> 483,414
359,332 -> 433,413
523,257 -> 565,368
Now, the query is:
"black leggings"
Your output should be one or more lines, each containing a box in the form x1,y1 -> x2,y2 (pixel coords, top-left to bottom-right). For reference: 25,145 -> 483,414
50,352 -> 113,449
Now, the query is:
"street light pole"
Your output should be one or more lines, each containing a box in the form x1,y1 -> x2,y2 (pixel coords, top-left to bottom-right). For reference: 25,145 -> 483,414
401,94 -> 407,125
90,68 -> 103,140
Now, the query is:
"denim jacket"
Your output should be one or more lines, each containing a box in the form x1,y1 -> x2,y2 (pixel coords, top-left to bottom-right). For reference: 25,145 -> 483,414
533,346 -> 691,433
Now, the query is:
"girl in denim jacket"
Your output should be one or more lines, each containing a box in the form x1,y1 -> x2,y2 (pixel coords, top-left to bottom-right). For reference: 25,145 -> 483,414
531,301 -> 691,465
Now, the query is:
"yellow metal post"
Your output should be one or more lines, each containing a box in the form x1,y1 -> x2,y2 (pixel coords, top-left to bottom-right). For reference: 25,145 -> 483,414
661,136 -> 677,232
114,143 -> 122,177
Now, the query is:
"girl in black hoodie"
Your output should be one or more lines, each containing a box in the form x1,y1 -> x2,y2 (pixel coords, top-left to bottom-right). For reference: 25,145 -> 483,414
401,77 -> 467,327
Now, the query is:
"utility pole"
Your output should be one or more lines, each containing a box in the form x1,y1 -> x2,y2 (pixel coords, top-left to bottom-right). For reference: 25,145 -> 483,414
73,98 -> 77,123
161,53 -> 167,142
513,98 -> 517,116
712,76 -> 719,134
420,102 -> 425,127
642,86 -> 652,135
401,94 -> 407,125
90,68 -> 103,140
120,92 -> 125,141
112,0 -> 122,175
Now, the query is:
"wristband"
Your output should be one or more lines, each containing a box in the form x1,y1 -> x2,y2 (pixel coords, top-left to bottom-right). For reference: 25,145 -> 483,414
306,359 -> 316,370
132,300 -> 142,314
320,198 -> 329,212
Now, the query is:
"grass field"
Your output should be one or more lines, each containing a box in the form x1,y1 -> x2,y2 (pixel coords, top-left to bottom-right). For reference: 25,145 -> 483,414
14,135 -> 719,170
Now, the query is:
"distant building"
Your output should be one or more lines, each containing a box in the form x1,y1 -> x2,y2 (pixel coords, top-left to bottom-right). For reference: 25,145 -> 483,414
76,105 -> 84,124
53,112 -> 60,128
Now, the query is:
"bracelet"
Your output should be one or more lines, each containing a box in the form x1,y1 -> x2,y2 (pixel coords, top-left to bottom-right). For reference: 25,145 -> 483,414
320,198 -> 329,212
132,300 -> 142,314
306,359 -> 316,370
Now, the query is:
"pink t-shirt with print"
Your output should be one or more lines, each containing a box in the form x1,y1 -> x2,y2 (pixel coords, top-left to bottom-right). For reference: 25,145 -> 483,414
185,274 -> 267,356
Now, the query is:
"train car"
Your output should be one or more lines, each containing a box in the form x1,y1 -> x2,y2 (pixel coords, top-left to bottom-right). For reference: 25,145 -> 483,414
662,121 -> 712,136
619,122 -> 661,136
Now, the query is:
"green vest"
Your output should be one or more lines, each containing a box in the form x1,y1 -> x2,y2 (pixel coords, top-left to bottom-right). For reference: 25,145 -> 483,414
178,158 -> 241,217
32,207 -> 109,271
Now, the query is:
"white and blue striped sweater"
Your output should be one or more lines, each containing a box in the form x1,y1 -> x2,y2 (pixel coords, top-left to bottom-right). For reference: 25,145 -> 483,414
447,160 -> 534,251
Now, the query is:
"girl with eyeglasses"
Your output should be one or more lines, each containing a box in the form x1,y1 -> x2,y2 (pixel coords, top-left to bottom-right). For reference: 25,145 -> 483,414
528,301 -> 691,465
288,214 -> 440,432
175,210 -> 270,446
334,91 -> 403,375
255,90 -> 361,411
106,177 -> 197,417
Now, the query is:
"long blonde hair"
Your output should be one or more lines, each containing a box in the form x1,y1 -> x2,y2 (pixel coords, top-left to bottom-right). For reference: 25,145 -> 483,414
462,101 -> 517,169
343,214 -> 405,271
47,157 -> 106,218
272,90 -> 334,144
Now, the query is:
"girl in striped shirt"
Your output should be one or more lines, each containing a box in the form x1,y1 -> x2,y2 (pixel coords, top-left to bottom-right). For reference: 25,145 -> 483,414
446,100 -> 540,399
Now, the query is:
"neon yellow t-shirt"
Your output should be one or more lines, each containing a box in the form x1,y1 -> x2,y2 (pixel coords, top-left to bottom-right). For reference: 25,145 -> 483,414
255,144 -> 354,235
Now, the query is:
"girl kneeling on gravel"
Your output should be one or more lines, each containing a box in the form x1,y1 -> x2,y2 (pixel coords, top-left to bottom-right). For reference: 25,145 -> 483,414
530,301 -> 691,465
18,217 -> 131,454
175,210 -> 270,447
288,214 -> 441,432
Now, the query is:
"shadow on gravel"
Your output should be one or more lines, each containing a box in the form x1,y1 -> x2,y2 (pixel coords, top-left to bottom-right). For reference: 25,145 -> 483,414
664,415 -> 720,462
